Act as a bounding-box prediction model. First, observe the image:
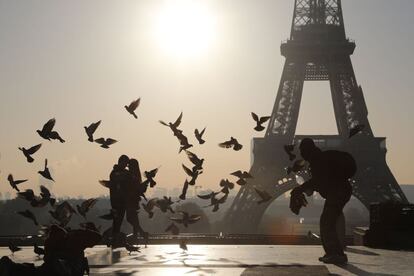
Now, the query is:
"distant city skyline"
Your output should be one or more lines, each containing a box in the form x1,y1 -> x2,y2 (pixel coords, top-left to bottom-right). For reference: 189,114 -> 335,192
1,0 -> 414,198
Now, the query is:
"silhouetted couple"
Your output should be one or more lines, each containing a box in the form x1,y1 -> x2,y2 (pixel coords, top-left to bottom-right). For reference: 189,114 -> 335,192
291,138 -> 356,265
110,155 -> 148,247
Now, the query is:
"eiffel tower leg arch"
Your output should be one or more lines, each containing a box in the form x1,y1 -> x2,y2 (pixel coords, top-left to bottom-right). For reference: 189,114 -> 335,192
224,0 -> 408,234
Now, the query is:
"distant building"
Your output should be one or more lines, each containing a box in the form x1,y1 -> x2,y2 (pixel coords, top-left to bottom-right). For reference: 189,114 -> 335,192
152,187 -> 167,198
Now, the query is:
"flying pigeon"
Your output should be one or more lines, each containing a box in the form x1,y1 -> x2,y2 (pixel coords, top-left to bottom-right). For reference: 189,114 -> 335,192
251,112 -> 271,131
38,159 -> 54,181
84,120 -> 101,142
125,98 -> 141,119
18,144 -> 42,163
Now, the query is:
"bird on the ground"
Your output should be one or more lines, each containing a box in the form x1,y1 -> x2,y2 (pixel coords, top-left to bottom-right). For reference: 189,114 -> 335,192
349,124 -> 365,138
185,151 -> 204,172
219,179 -> 235,194
84,120 -> 101,142
165,222 -> 180,235
286,159 -> 306,175
8,242 -> 21,255
194,128 -> 206,144
251,112 -> 271,132
76,198 -> 98,219
17,209 -> 39,225
179,240 -> 188,251
34,243 -> 45,257
219,137 -> 243,151
230,170 -> 253,186
255,189 -> 272,204
95,137 -> 117,149
7,174 -> 28,192
38,159 -> 54,182
170,211 -> 201,228
142,168 -> 159,188
19,144 -> 42,163
142,198 -> 158,219
283,144 -> 296,161
125,243 -> 140,255
125,98 -> 141,119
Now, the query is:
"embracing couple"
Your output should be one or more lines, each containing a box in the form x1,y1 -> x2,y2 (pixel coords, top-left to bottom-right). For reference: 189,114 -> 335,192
109,155 -> 148,246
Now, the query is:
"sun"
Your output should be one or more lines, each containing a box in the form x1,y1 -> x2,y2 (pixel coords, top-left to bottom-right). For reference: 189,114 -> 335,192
153,1 -> 216,59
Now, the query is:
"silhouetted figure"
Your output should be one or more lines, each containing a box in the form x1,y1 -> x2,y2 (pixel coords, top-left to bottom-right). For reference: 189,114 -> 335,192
0,225 -> 101,276
126,158 -> 149,243
291,138 -> 356,265
109,155 -> 130,246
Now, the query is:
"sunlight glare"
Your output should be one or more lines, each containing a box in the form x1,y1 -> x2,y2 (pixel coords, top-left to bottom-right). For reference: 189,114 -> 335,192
153,1 -> 216,59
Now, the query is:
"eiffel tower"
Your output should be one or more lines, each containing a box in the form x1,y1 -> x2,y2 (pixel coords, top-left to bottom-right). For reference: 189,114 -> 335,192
224,0 -> 408,233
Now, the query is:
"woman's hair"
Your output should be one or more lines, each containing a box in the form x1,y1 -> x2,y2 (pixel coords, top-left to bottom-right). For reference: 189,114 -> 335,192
128,158 -> 141,181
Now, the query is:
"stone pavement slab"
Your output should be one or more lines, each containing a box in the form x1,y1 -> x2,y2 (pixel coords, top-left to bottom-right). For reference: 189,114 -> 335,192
1,245 -> 413,275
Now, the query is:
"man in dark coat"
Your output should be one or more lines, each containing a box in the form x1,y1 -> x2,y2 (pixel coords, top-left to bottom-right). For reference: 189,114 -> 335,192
291,138 -> 356,264
109,154 -> 130,246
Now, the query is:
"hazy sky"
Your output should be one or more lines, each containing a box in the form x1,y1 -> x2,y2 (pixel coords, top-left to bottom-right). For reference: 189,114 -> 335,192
1,0 -> 414,198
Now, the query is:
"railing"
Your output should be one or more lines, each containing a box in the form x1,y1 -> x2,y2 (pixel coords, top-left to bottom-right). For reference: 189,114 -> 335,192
0,233 -> 354,246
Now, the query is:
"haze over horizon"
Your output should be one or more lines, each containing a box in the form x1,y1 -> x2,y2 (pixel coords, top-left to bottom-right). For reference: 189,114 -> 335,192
1,0 -> 414,198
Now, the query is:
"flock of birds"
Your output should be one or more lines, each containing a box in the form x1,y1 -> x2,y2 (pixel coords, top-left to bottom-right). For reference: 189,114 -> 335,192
4,97 -> 365,255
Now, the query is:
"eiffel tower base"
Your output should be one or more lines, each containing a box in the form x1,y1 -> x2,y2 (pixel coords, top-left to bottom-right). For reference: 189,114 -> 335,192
224,135 -> 407,234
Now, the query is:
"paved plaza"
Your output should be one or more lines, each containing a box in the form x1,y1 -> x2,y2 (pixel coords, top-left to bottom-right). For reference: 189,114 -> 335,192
1,245 -> 413,275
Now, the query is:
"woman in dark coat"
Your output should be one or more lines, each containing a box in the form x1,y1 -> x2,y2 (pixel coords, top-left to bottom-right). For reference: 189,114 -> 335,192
126,159 -> 148,243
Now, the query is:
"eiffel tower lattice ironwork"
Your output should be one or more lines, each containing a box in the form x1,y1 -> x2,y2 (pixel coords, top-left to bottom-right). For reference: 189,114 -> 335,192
224,0 -> 408,233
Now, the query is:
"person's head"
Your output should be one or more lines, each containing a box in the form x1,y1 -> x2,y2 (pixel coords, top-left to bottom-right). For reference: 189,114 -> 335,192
299,138 -> 319,161
118,155 -> 129,169
128,158 -> 140,176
